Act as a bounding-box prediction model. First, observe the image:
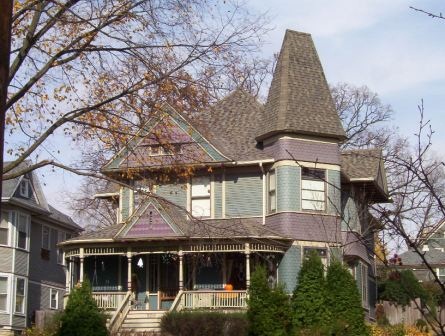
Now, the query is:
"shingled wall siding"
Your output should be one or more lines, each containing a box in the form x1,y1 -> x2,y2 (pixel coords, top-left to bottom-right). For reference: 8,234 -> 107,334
266,212 -> 341,243
327,169 -> 341,215
278,245 -> 301,293
277,165 -> 301,212
156,183 -> 187,209
120,187 -> 131,221
0,247 -> 12,272
225,173 -> 262,217
214,174 -> 223,218
264,138 -> 340,164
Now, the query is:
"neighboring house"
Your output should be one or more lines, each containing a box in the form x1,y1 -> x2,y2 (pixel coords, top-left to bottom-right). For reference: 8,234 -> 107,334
1,162 -> 82,335
60,29 -> 390,333
398,218 -> 445,283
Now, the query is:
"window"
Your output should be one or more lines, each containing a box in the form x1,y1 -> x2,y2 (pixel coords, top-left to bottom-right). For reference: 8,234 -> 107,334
15,278 -> 25,314
303,247 -> 328,268
191,177 -> 211,218
42,226 -> 50,250
0,276 -> 8,312
360,262 -> 368,307
438,268 -> 445,282
268,170 -> 276,213
147,144 -> 182,156
19,179 -> 30,198
50,288 -> 58,309
16,214 -> 29,250
0,211 -> 9,246
57,231 -> 64,265
301,168 -> 326,211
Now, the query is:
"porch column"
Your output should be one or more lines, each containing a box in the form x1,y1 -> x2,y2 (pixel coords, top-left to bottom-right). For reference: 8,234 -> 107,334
127,248 -> 132,292
178,250 -> 184,290
79,248 -> 84,284
64,253 -> 70,292
245,243 -> 251,289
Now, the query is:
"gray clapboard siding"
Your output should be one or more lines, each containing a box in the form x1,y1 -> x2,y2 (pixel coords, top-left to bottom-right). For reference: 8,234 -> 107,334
225,173 -> 262,217
156,183 -> 187,208
0,247 -> 13,273
14,250 -> 28,276
277,165 -> 300,212
0,313 -> 9,326
278,245 -> 302,293
27,282 -> 41,321
12,315 -> 26,328
327,169 -> 341,215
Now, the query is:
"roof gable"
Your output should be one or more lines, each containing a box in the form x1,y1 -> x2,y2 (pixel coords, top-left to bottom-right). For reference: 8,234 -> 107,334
117,200 -> 182,239
103,104 -> 229,171
257,30 -> 346,141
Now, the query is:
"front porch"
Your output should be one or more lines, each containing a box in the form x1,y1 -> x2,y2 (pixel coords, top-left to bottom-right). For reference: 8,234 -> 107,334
64,241 -> 286,313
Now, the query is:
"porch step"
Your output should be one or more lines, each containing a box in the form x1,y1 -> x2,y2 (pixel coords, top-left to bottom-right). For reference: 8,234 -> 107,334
119,310 -> 166,333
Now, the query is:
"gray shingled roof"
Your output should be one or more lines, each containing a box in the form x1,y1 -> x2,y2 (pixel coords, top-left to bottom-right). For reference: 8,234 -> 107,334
48,205 -> 83,231
256,30 -> 346,141
2,161 -> 28,198
340,148 -> 382,180
399,248 -> 445,266
191,89 -> 269,161
69,197 -> 287,243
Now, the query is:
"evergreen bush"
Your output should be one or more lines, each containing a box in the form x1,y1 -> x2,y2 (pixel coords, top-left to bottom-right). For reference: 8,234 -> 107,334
291,251 -> 330,334
247,266 -> 292,336
58,281 -> 108,336
326,260 -> 370,336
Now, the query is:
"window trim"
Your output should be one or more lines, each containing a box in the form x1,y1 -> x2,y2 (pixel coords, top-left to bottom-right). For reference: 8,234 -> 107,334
42,225 -> 51,251
14,276 -> 26,315
15,213 -> 30,251
50,288 -> 59,310
0,274 -> 10,313
301,167 -> 326,212
267,170 -> 276,214
56,231 -> 65,265
190,176 -> 211,218
358,262 -> 369,308
19,179 -> 30,198
0,211 -> 10,247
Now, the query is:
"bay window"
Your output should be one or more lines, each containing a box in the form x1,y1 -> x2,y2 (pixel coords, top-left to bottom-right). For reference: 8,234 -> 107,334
0,276 -> 8,312
16,214 -> 29,250
191,177 -> 211,218
301,167 -> 326,211
0,211 -> 9,245
15,277 -> 25,314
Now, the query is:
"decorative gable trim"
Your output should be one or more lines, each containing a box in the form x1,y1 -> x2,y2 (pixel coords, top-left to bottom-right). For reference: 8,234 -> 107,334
102,104 -> 229,172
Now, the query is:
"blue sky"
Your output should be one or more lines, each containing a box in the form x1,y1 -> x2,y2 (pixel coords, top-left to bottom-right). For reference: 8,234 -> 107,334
9,1 -> 445,218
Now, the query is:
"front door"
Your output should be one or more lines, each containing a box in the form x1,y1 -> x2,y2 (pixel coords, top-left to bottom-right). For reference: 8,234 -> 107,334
132,255 -> 147,309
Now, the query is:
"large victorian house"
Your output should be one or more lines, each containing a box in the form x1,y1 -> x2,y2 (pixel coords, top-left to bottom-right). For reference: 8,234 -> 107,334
60,30 -> 389,333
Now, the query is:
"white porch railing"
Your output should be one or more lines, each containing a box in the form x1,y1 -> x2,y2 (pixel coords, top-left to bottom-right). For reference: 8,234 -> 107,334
92,292 -> 127,310
172,290 -> 248,311
107,292 -> 131,334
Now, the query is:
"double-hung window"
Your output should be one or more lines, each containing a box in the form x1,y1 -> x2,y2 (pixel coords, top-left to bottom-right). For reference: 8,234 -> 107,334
50,288 -> 58,309
0,211 -> 9,246
0,276 -> 8,312
16,214 -> 29,250
268,170 -> 276,213
15,277 -> 25,314
360,262 -> 368,307
57,231 -> 64,265
42,226 -> 50,251
301,168 -> 326,211
191,177 -> 211,218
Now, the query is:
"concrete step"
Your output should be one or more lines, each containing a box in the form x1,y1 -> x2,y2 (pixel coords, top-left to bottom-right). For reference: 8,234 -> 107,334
119,310 -> 166,333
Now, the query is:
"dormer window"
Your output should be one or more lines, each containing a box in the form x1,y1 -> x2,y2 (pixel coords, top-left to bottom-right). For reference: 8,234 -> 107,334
147,144 -> 182,156
301,168 -> 326,211
19,179 -> 30,198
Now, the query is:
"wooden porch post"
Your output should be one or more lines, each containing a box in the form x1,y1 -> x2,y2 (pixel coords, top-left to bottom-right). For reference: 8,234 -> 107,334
245,243 -> 251,289
79,248 -> 84,284
178,250 -> 184,290
127,248 -> 132,292
64,253 -> 70,293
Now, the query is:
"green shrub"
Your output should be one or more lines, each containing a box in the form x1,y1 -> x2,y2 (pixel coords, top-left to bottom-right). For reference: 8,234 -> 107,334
291,251 -> 330,333
247,266 -> 292,336
58,281 -> 108,336
161,311 -> 248,336
326,260 -> 370,336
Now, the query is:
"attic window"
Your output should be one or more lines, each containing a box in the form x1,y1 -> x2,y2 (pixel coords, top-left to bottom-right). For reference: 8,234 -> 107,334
147,144 -> 182,156
19,179 -> 30,198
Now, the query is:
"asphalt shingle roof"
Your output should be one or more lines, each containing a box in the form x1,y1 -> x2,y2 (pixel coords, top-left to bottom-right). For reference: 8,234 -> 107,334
256,30 -> 346,141
399,248 -> 445,266
340,148 -> 382,180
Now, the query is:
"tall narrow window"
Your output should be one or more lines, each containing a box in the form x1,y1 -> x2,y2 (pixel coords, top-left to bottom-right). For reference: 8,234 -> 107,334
19,179 -> 30,198
57,231 -> 64,265
0,212 -> 9,245
191,177 -> 211,218
268,170 -> 276,213
0,276 -> 8,312
17,214 -> 29,250
301,168 -> 326,211
361,263 -> 368,307
50,288 -> 58,309
15,278 -> 25,314
42,226 -> 50,250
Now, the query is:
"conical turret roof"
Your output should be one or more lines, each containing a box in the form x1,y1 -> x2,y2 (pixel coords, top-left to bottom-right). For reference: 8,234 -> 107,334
256,30 -> 346,141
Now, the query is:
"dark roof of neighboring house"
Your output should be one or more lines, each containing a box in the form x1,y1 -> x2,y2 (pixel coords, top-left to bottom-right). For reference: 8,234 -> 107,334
2,161 -> 31,198
192,89 -> 269,161
399,248 -> 445,267
256,30 -> 346,141
48,205 -> 83,231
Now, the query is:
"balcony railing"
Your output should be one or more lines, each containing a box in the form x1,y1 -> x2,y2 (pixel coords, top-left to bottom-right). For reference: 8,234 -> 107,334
172,290 -> 248,311
92,292 -> 127,310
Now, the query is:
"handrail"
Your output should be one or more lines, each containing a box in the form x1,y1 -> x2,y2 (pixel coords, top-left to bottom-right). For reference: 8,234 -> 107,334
108,291 -> 131,334
169,290 -> 184,312
170,290 -> 247,311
